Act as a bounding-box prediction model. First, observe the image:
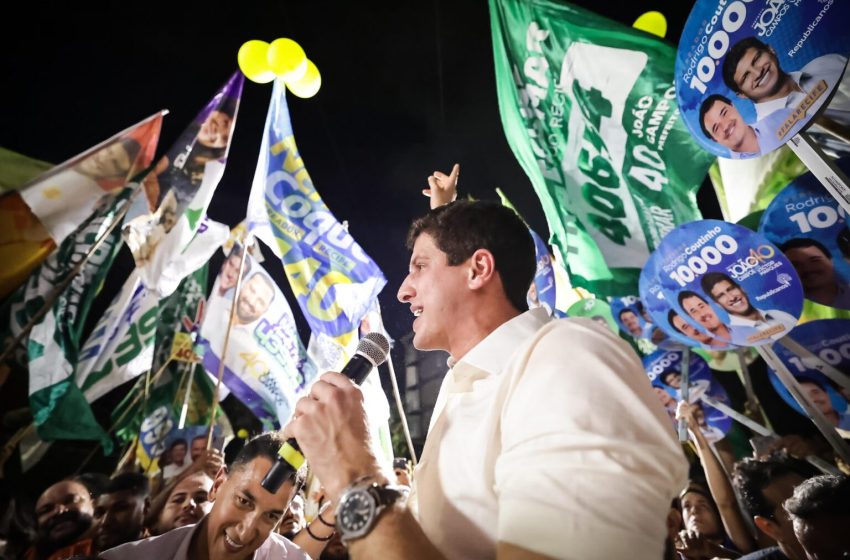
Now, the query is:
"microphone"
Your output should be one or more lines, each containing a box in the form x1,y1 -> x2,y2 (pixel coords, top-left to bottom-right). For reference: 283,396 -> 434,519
261,332 -> 391,493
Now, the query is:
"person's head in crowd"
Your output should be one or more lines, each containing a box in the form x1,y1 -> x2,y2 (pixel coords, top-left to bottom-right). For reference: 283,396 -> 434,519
679,485 -> 725,542
784,474 -> 850,560
780,238 -> 842,306
668,309 -> 719,346
319,532 -> 350,560
191,436 -> 208,463
701,272 -> 757,318
699,94 -> 760,154
619,308 -> 643,338
661,370 -> 682,390
722,37 -> 792,104
74,473 -> 110,501
199,432 -> 297,559
152,472 -> 214,536
92,473 -> 149,552
393,457 -> 412,487
169,438 -> 189,467
276,492 -> 305,540
219,244 -> 251,296
34,479 -> 95,556
678,291 -> 731,340
732,454 -> 818,560
798,378 -> 842,427
399,200 -> 535,355
197,98 -> 237,150
652,386 -> 676,410
76,138 -> 142,182
236,273 -> 275,325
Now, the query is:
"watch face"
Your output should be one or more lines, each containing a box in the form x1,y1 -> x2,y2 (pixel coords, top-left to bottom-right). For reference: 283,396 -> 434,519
339,490 -> 376,538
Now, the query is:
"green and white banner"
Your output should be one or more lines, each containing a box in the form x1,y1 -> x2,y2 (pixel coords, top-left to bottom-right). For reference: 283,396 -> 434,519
489,0 -> 715,296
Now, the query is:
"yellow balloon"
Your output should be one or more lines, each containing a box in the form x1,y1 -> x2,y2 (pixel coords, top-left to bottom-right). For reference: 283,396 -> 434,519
267,38 -> 307,82
286,59 -> 321,98
632,11 -> 667,38
238,40 -> 276,84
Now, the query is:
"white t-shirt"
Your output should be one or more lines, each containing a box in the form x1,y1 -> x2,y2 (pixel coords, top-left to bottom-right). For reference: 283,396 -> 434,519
409,308 -> 688,560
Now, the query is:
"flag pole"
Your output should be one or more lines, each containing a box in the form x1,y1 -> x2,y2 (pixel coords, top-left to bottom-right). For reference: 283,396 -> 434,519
206,238 -> 251,449
382,334 -> 418,466
0,186 -> 141,364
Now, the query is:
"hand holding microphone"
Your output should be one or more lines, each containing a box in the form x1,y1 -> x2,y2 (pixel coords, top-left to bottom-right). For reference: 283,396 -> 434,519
262,333 -> 391,497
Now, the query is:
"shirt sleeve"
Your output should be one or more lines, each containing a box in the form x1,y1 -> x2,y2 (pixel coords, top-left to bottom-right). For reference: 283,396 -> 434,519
494,318 -> 688,560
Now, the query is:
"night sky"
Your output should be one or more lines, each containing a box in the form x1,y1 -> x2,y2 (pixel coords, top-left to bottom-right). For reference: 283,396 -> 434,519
0,0 -> 719,340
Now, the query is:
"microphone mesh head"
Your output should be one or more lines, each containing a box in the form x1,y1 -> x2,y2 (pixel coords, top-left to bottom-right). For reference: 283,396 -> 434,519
358,332 -> 390,366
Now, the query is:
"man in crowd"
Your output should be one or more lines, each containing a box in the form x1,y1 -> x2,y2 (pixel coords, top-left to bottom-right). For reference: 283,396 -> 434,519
277,492 -> 305,540
150,472 -> 214,536
678,291 -> 733,342
91,473 -> 149,553
283,199 -> 687,558
780,238 -> 850,309
701,272 -> 797,343
732,455 -> 818,560
28,479 -> 96,559
100,432 -> 307,560
784,474 -> 850,560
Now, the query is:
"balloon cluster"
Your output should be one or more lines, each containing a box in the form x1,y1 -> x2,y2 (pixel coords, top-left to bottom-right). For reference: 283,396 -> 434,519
237,38 -> 321,98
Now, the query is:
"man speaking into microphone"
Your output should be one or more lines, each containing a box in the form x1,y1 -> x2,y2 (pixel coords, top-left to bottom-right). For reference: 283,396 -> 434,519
283,194 -> 687,559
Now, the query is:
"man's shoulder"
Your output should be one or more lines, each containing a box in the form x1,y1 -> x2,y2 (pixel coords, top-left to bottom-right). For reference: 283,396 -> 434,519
100,525 -> 194,559
738,546 -> 788,560
256,532 -> 309,559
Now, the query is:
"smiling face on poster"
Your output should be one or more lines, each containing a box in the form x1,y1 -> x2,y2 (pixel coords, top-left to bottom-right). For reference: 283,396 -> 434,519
760,157 -> 850,309
640,250 -> 732,350
643,349 -> 732,442
657,219 -> 803,347
675,0 -> 850,159
766,319 -> 850,430
566,298 -> 618,334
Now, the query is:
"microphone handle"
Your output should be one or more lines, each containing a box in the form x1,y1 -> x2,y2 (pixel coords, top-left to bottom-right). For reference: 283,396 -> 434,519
260,353 -> 377,492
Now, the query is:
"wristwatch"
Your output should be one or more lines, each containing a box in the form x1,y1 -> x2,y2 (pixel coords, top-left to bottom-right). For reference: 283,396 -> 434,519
335,479 -> 408,542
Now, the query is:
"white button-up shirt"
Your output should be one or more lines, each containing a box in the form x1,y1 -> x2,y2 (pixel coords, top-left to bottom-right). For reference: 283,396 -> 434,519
410,308 -> 688,559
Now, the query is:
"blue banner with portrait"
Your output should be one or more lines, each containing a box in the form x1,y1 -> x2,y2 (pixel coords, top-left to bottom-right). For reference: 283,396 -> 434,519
759,157 -> 850,310
527,228 -> 557,316
247,80 -> 386,356
766,319 -> 850,430
656,219 -> 803,347
643,349 -> 731,442
676,0 -> 850,159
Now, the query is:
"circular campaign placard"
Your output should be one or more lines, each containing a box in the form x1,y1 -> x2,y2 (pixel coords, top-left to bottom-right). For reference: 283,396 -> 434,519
641,249 -> 733,351
657,219 -> 804,347
766,319 -> 850,430
643,349 -> 732,442
676,0 -> 850,159
527,229 -> 557,316
566,298 -> 618,334
759,157 -> 850,310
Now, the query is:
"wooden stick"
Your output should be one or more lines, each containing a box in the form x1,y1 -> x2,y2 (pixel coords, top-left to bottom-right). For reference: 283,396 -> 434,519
384,339 -> 418,465
678,348 -> 691,442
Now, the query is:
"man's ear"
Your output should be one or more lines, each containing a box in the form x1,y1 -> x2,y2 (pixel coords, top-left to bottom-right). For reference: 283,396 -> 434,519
754,515 -> 781,542
467,249 -> 496,290
209,465 -> 229,503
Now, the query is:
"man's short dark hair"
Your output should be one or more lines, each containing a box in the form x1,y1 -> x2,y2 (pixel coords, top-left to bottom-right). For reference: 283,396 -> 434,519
104,473 -> 149,499
677,290 -> 705,310
699,94 -> 732,139
701,272 -> 739,301
732,454 -> 819,519
73,473 -> 108,499
784,474 -> 850,521
407,200 -> 535,312
779,237 -> 832,259
169,438 -> 188,450
722,37 -> 771,93
667,310 -> 682,333
230,432 -> 295,485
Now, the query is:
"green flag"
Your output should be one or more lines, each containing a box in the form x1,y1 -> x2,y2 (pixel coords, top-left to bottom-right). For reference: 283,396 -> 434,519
2,187 -> 134,447
489,0 -> 715,296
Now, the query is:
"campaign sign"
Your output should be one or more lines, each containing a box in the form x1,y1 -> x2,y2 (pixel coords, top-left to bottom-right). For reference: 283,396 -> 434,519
640,249 -> 732,350
566,298 -> 618,334
766,319 -> 850,430
657,219 -> 803,347
643,349 -> 732,442
527,228 -> 557,316
759,158 -> 850,310
676,0 -> 850,159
